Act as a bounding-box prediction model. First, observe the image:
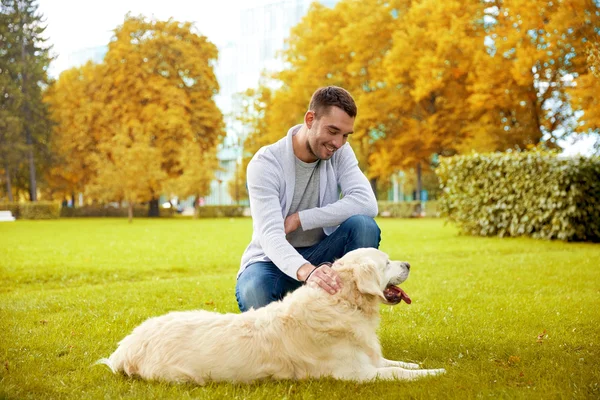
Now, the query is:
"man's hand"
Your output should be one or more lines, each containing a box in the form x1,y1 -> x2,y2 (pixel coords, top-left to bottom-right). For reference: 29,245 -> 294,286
284,212 -> 301,234
297,262 -> 342,295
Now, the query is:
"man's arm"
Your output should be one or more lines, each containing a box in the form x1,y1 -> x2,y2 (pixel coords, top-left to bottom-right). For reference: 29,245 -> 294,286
247,154 -> 310,280
249,152 -> 342,293
298,144 -> 377,231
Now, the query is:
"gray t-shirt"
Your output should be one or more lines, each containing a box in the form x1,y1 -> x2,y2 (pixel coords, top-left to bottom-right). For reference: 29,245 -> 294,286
286,157 -> 325,247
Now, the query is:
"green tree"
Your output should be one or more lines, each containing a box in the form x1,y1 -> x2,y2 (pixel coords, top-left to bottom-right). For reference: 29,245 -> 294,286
0,5 -> 23,201
0,0 -> 53,201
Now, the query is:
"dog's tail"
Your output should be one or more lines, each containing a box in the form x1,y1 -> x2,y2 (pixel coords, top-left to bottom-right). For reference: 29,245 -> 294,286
95,340 -> 129,374
95,357 -> 117,373
94,338 -> 139,376
95,348 -> 129,374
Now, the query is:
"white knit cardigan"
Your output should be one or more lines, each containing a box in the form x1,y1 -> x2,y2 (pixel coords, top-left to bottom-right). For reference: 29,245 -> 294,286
238,124 -> 378,280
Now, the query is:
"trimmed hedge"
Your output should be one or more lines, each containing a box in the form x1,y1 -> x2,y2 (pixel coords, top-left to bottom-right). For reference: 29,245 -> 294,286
437,152 -> 600,241
19,202 -> 61,219
61,205 -> 177,218
377,201 -> 439,218
60,205 -> 150,218
196,205 -> 246,218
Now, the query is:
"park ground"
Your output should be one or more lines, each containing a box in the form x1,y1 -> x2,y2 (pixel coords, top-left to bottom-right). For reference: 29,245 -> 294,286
1,218 -> 599,399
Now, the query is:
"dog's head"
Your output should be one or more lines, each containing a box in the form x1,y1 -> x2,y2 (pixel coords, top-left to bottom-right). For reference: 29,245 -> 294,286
336,248 -> 411,306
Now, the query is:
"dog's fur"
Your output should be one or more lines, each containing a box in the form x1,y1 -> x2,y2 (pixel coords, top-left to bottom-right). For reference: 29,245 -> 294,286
98,248 -> 445,383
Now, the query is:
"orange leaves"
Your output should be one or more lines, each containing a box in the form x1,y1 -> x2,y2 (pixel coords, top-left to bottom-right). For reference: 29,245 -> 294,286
45,15 -> 224,208
239,0 -> 599,185
568,42 -> 600,134
587,42 -> 600,78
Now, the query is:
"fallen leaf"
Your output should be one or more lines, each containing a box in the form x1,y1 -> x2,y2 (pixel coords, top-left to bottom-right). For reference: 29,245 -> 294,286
508,355 -> 521,365
537,330 -> 547,344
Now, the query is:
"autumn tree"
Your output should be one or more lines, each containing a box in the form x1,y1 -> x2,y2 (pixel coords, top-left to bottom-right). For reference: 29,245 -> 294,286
372,0 -> 486,193
239,0 -> 401,191
568,36 -> 600,154
0,0 -> 52,201
227,162 -> 247,204
239,0 -> 483,194
466,0 -> 600,153
234,85 -> 272,169
587,41 -> 600,78
239,0 -> 486,192
240,0 -> 600,191
44,62 -> 104,203
46,15 -> 224,220
230,85 -> 274,203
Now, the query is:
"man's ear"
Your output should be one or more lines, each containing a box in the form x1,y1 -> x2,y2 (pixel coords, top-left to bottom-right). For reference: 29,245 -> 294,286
353,259 -> 385,300
304,110 -> 315,129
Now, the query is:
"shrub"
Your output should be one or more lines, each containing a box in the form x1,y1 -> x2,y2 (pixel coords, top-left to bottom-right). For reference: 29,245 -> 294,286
377,201 -> 439,218
196,205 -> 246,218
19,202 -> 61,219
58,204 -> 178,218
437,152 -> 600,241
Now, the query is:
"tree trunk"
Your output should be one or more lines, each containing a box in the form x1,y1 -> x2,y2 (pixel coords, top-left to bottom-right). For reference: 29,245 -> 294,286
128,202 -> 133,223
235,174 -> 239,205
416,162 -> 422,202
26,144 -> 36,201
4,164 -> 14,202
193,193 -> 199,219
369,178 -> 378,200
71,192 -> 76,207
21,19 -> 37,201
148,197 -> 159,217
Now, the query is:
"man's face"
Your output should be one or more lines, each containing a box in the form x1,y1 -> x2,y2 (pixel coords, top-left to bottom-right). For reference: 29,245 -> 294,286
306,106 -> 355,161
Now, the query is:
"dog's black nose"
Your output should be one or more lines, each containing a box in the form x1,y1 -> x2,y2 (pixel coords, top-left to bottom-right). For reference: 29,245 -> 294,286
405,262 -> 411,270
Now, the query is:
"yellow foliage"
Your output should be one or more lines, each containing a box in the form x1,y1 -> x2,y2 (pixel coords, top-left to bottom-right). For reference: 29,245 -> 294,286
467,0 -> 600,148
239,0 -> 600,182
45,15 -> 224,207
227,161 -> 247,204
567,42 -> 600,134
44,62 -> 104,197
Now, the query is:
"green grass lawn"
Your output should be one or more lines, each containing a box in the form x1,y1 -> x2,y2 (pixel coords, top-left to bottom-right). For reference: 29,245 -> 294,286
1,218 -> 599,399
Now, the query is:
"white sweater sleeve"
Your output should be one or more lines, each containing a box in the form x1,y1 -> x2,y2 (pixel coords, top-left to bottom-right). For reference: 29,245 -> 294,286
247,154 -> 309,280
298,144 -> 378,230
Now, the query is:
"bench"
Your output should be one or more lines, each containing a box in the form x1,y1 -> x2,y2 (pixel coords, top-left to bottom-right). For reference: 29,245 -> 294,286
0,210 -> 16,222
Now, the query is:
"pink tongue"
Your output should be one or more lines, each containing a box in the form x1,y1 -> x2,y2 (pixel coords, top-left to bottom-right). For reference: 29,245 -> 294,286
398,287 -> 412,304
384,285 -> 412,304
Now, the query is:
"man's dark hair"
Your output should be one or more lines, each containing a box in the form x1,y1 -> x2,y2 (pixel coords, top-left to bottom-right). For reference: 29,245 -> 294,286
309,86 -> 357,119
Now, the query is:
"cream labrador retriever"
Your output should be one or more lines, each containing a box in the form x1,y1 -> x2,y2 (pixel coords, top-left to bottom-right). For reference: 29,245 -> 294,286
98,248 -> 445,383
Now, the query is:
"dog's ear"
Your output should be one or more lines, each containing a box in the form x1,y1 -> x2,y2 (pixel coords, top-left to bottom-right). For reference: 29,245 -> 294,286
353,258 -> 385,300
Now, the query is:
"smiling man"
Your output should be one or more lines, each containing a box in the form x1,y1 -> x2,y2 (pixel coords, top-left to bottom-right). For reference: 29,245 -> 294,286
236,86 -> 380,312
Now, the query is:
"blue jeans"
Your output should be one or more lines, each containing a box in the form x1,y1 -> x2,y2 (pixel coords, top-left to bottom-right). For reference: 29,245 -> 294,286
235,215 -> 381,312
